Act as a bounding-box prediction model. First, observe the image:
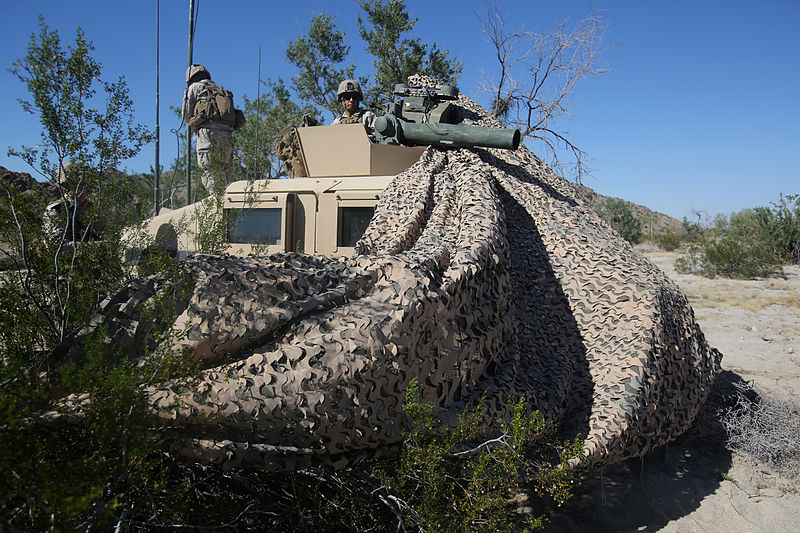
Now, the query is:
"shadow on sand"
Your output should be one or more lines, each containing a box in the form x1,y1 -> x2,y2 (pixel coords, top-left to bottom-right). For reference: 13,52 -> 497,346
544,371 -> 752,532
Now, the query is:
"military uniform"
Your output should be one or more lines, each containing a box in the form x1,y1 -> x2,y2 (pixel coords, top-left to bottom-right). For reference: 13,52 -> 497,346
43,163 -> 103,245
332,108 -> 377,129
331,79 -> 376,139
182,73 -> 235,193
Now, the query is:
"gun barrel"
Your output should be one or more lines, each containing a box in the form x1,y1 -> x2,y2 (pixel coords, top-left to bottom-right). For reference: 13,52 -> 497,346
374,115 -> 520,150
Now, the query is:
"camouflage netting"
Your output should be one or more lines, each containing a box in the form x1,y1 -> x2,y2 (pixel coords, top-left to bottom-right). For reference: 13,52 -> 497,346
53,76 -> 721,470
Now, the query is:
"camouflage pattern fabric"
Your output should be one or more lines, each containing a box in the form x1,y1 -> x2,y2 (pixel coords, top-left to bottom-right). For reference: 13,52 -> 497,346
276,126 -> 308,178
53,75 -> 721,471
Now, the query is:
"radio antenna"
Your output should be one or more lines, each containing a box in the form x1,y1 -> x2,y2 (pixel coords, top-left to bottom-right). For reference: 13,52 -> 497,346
185,0 -> 197,205
255,44 -> 262,180
154,0 -> 161,216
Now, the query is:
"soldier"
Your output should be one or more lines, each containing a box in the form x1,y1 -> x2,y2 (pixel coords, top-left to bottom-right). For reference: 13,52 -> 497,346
43,163 -> 103,245
332,79 -> 376,131
182,64 -> 242,193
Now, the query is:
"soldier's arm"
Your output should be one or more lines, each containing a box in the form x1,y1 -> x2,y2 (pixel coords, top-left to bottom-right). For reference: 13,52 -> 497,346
181,85 -> 197,123
362,111 -> 376,130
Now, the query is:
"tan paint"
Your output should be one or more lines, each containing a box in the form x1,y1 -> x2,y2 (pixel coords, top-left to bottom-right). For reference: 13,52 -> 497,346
295,123 -> 425,178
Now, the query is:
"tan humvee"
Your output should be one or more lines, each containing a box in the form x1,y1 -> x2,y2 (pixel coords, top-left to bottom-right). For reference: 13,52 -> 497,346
137,124 -> 425,260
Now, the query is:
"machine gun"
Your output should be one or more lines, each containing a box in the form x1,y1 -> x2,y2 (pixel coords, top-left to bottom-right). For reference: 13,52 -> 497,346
373,84 -> 521,150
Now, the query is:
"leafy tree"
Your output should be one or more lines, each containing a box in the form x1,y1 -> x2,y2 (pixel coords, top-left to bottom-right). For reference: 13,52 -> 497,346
595,198 -> 642,244
286,13 -> 357,121
2,16 -> 151,347
283,2 -> 462,119
0,18 -> 199,530
233,78 -> 316,180
358,0 -> 463,104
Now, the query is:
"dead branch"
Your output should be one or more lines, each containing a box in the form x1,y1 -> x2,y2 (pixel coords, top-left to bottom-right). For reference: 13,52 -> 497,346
477,3 -> 611,182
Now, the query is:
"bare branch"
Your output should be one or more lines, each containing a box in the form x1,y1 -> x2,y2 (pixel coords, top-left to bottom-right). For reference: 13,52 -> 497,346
477,3 -> 611,182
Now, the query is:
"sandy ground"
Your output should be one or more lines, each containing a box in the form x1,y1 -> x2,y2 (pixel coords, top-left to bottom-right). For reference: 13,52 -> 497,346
544,249 -> 800,533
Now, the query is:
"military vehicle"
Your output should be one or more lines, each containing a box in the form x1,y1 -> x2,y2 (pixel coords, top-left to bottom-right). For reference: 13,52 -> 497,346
135,84 -> 520,260
48,76 -> 721,474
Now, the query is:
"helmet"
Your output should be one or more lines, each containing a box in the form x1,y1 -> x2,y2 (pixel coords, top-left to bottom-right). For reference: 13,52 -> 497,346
337,79 -> 363,101
186,64 -> 211,84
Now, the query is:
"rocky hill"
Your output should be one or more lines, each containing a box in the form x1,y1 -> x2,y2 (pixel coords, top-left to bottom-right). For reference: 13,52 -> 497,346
573,183 -> 685,237
0,166 -> 59,200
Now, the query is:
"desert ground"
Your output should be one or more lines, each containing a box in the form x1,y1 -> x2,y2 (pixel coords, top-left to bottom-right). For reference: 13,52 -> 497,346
543,247 -> 800,532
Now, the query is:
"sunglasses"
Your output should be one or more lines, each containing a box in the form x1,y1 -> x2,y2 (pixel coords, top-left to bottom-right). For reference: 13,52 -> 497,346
341,94 -> 359,101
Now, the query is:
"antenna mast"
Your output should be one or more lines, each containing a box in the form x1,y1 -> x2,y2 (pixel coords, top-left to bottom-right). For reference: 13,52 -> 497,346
154,0 -> 161,216
186,0 -> 195,205
255,44 -> 261,180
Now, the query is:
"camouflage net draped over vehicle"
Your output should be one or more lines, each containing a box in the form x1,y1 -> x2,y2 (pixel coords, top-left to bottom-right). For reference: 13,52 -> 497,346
61,76 -> 721,470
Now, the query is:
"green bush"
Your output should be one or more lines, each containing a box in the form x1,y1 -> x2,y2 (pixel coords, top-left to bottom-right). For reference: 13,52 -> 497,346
654,231 -> 681,251
753,194 -> 800,264
676,237 -> 782,279
675,194 -> 797,279
373,380 -> 584,532
595,198 -> 643,244
0,324 -> 202,530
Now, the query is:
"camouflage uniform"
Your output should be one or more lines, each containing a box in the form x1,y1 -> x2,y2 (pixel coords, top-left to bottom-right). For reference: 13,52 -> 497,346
42,163 -> 103,245
332,108 -> 376,129
182,79 -> 234,193
332,79 -> 376,137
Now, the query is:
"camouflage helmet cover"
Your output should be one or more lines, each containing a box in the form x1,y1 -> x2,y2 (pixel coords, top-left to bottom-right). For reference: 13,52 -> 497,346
186,64 -> 210,84
337,79 -> 363,101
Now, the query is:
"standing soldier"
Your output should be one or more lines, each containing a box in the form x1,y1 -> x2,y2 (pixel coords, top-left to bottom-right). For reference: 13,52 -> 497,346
182,64 -> 243,193
332,80 -> 376,132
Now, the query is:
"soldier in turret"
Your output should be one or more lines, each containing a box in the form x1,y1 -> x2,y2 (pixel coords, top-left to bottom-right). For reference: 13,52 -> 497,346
182,64 -> 240,193
332,80 -> 376,132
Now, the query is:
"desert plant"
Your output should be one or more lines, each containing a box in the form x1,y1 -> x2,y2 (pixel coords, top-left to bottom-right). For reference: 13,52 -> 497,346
682,211 -> 709,243
374,380 -> 584,532
753,194 -> 800,264
0,277 -> 201,530
675,237 -> 782,279
0,18 -> 196,530
2,17 -> 151,348
675,196 -> 797,279
705,235 -> 782,278
595,198 -> 643,244
654,230 -> 681,251
722,381 -> 800,484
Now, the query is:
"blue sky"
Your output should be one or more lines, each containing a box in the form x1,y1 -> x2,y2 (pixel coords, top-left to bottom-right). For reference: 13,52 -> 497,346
1,1 -> 798,221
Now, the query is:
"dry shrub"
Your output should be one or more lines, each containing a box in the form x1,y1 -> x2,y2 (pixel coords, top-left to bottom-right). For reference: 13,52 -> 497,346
722,381 -> 800,484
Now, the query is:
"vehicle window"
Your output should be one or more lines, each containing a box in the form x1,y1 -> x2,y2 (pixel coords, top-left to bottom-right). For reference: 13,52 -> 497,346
337,206 -> 375,247
226,208 -> 282,245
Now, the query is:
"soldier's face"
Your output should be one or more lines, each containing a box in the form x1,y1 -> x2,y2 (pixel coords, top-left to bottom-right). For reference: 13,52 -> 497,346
342,94 -> 360,114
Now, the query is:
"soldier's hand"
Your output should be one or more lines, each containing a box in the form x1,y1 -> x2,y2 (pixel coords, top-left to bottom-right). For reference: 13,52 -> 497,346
301,114 -> 318,127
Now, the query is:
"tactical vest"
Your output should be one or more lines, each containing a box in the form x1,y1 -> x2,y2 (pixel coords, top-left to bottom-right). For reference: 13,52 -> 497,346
337,110 -> 366,124
188,81 -> 236,128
